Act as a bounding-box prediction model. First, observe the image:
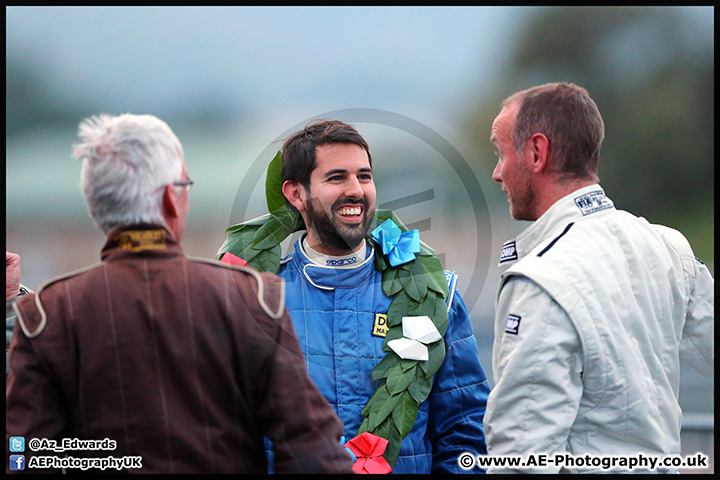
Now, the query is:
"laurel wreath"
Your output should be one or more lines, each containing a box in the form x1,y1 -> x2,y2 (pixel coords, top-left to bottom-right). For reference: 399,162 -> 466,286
217,151 -> 449,467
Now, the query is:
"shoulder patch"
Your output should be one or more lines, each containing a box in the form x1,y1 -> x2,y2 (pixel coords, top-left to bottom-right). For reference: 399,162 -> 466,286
573,190 -> 613,216
504,314 -> 521,335
499,240 -> 518,264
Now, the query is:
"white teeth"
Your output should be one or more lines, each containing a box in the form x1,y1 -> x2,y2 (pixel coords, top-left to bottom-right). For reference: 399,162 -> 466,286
338,207 -> 361,216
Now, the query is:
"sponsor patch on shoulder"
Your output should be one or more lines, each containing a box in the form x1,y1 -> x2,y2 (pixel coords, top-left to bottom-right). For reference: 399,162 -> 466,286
573,190 -> 613,216
499,240 -> 518,264
372,313 -> 388,338
505,314 -> 521,335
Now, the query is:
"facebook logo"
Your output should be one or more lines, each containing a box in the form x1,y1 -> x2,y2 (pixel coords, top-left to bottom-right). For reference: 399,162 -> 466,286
9,436 -> 25,452
9,455 -> 25,470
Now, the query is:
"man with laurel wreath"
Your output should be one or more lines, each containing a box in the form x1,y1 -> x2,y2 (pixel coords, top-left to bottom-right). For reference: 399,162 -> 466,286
252,120 -> 490,474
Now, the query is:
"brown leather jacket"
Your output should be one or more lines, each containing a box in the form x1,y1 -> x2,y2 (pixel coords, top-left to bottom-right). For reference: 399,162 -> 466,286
6,224 -> 353,474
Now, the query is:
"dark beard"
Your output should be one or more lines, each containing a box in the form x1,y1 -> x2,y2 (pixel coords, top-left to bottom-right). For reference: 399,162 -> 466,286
304,196 -> 373,253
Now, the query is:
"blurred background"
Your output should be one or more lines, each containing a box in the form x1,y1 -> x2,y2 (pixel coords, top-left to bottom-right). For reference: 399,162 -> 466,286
6,6 -> 713,471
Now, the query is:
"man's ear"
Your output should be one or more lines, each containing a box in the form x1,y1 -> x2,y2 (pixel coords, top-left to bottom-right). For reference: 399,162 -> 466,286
282,180 -> 307,212
529,133 -> 550,174
162,185 -> 179,220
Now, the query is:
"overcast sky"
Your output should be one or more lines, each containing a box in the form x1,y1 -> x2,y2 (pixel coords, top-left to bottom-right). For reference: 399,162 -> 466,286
6,6 -> 531,127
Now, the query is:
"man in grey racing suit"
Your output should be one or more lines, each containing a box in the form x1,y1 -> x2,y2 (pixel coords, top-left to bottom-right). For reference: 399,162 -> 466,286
485,82 -> 713,473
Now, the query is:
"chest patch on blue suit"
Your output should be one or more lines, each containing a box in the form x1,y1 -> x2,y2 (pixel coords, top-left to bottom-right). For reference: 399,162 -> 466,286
372,313 -> 388,338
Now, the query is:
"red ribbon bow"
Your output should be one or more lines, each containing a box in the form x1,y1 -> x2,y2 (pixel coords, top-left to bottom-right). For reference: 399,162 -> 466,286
220,252 -> 248,267
344,432 -> 393,474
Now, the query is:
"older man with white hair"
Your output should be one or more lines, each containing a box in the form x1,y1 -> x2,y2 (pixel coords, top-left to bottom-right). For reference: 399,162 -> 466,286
5,113 -> 353,474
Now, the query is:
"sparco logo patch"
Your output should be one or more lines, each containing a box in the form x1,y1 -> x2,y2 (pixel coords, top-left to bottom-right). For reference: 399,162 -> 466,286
499,241 -> 518,264
574,190 -> 613,216
326,256 -> 358,267
505,314 -> 521,335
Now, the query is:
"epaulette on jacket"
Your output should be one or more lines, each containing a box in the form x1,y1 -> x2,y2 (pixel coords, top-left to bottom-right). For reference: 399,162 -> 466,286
14,262 -> 104,339
191,257 -> 286,320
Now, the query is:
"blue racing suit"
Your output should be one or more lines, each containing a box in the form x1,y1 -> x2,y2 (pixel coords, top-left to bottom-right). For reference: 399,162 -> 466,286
267,237 -> 490,474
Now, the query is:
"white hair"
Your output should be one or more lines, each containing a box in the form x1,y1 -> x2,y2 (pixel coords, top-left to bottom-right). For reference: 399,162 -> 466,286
72,113 -> 184,233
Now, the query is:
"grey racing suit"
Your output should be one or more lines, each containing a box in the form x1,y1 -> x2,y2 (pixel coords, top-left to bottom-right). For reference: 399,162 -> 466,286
485,184 -> 713,473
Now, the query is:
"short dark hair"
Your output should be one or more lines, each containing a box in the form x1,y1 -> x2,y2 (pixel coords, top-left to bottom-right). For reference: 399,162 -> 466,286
504,82 -> 604,182
281,119 -> 372,188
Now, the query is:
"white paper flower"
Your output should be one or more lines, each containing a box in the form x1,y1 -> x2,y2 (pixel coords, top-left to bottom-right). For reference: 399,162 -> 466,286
402,316 -> 442,344
387,338 -> 429,361
388,316 -> 442,361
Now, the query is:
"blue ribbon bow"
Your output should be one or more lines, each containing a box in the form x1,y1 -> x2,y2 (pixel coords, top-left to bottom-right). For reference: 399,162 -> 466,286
371,219 -> 420,267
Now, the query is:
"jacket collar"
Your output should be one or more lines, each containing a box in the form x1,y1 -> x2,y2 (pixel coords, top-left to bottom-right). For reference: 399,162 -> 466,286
290,234 -> 376,290
498,184 -> 614,267
101,223 -> 184,261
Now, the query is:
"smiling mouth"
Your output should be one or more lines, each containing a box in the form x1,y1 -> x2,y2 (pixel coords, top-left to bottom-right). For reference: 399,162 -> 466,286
335,205 -> 364,222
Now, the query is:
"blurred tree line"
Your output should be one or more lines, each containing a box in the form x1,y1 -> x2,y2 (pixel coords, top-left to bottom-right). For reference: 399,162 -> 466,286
465,7 -> 713,271
5,58 -> 235,143
5,58 -> 86,136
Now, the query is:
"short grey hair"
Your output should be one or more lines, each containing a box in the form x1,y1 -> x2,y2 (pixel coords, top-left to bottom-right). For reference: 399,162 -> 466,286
72,113 -> 184,233
503,82 -> 604,182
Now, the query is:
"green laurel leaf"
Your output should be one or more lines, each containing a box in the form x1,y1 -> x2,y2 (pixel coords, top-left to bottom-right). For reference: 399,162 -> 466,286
371,351 -> 401,382
386,362 -> 416,395
406,297 -> 433,319
407,368 -> 433,404
269,203 -> 297,232
420,255 -> 449,297
247,244 -> 282,273
382,324 -> 405,352
418,239 -> 436,257
398,265 -> 426,303
392,391 -> 419,438
420,339 -> 446,379
372,416 -> 392,445
251,216 -> 292,250
410,256 -> 429,300
400,358 -> 417,372
224,223 -> 249,235
433,300 -> 449,337
383,420 -> 402,466
373,242 -> 390,272
225,213 -> 273,234
381,268 -> 403,297
387,291 -> 411,327
265,150 -> 285,214
357,415 -> 370,435
366,383 -> 402,431
216,227 -> 263,263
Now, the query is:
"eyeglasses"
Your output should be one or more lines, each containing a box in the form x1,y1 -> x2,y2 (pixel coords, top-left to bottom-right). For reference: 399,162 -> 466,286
173,176 -> 194,192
